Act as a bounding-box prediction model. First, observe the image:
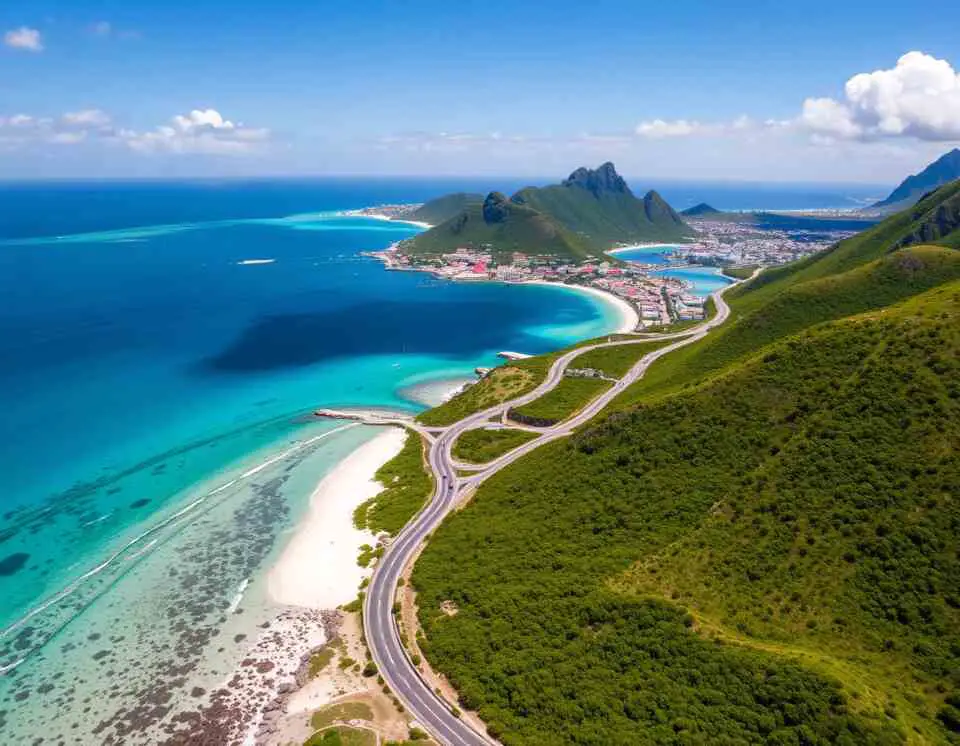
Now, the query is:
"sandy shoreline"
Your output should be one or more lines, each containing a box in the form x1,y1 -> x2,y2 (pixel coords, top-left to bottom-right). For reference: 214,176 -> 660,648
521,279 -> 639,334
267,427 -> 406,610
341,210 -> 433,231
177,429 -> 411,745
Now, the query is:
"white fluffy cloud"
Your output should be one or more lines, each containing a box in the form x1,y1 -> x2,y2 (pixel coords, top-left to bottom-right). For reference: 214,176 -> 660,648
635,115 -> 774,139
636,119 -> 702,138
119,109 -> 270,154
800,51 -> 960,142
62,109 -> 112,127
0,112 -> 100,146
1,108 -> 267,155
4,27 -> 43,51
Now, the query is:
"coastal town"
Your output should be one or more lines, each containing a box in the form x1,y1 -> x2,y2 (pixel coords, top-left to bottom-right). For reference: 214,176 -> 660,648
358,204 -> 858,327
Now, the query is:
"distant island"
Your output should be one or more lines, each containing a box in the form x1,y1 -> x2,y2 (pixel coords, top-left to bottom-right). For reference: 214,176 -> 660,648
400,162 -> 693,262
680,202 -> 722,217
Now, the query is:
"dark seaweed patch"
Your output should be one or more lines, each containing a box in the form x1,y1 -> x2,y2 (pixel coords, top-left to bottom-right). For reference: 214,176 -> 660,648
0,552 -> 29,576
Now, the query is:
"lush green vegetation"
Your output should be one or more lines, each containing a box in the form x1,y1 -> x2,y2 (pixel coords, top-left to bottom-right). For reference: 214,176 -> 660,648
722,264 -> 760,280
418,355 -> 558,427
404,193 -> 591,262
304,726 -> 377,746
418,333 -> 662,428
407,192 -> 483,226
415,286 -> 960,743
307,647 -> 335,678
410,191 -> 960,744
452,428 -> 537,464
509,377 -> 611,426
404,163 -> 690,260
572,338 -> 672,378
613,243 -> 960,411
896,181 -> 960,249
514,172 -> 691,247
354,432 -> 432,535
310,702 -> 374,730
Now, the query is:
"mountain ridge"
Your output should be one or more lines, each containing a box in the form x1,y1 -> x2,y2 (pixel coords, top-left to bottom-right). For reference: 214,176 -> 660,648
873,148 -> 960,211
402,162 -> 692,260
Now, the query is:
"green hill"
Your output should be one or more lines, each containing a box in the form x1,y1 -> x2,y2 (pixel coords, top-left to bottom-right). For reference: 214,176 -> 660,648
409,186 -> 960,744
513,163 -> 692,246
404,191 -> 592,262
407,192 -> 483,226
874,148 -> 960,212
402,162 -> 691,261
895,181 -> 960,250
610,181 -> 960,406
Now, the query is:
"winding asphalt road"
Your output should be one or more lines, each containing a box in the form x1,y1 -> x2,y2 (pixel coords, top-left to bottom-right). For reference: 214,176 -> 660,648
362,274 -> 753,745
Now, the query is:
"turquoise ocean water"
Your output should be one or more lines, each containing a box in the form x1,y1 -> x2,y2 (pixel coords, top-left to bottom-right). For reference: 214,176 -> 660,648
610,246 -> 735,295
652,265 -> 734,295
0,182 -> 624,743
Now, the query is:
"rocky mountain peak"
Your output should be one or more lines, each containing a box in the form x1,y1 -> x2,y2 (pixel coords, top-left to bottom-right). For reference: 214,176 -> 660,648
562,161 -> 631,197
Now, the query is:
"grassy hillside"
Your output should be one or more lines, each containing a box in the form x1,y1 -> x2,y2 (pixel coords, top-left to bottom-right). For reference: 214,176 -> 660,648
353,433 -> 432,535
417,354 -> 559,427
614,245 -> 960,410
895,182 -> 960,250
413,284 -> 960,744
733,181 -> 960,311
403,163 -> 690,260
452,429 -> 537,464
417,334 -> 644,427
514,184 -> 691,247
509,376 -> 611,426
723,264 -> 760,280
572,338 -> 672,378
409,194 -> 960,744
404,195 -> 591,262
407,192 -> 482,226
609,183 -> 960,408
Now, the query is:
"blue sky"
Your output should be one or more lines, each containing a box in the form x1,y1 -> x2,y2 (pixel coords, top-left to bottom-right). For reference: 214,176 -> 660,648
2,0 -> 959,181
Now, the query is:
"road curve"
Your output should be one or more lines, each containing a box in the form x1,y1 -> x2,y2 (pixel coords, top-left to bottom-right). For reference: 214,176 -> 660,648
363,274 -> 754,745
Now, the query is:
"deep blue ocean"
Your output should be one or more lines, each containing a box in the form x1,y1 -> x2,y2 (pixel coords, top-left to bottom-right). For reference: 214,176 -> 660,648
0,177 -> 885,743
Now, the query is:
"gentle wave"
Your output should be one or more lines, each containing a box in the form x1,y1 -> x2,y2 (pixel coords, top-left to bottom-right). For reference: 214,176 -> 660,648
226,578 -> 250,615
0,210 -> 417,247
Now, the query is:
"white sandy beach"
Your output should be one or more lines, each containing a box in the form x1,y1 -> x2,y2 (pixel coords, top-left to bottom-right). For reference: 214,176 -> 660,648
389,218 -> 432,230
352,212 -> 433,230
522,280 -> 640,334
267,427 -> 406,610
